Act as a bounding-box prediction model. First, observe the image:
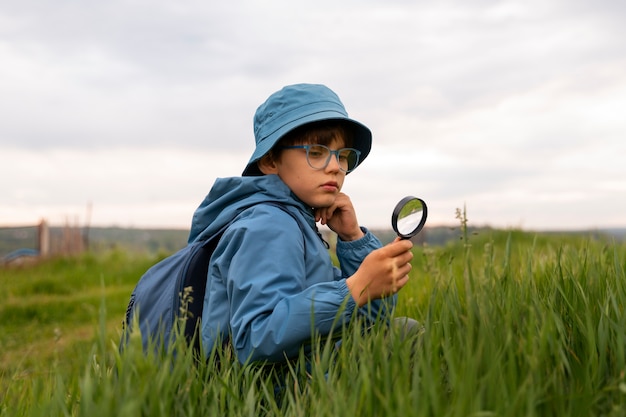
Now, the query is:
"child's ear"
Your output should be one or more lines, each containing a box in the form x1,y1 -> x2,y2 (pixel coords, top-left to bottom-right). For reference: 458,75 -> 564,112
258,154 -> 279,175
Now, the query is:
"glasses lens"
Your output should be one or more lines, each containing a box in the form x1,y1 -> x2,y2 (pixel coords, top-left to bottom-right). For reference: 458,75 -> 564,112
339,149 -> 359,172
306,145 -> 330,169
305,145 -> 360,172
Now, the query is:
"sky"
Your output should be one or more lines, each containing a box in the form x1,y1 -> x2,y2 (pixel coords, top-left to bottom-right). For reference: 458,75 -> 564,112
1,0 -> 625,231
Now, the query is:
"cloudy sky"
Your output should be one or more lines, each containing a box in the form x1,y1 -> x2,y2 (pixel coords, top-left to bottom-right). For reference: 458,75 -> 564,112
1,0 -> 624,231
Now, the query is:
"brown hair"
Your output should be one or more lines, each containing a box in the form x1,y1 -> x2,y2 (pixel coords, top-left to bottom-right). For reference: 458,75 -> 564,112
264,121 -> 355,164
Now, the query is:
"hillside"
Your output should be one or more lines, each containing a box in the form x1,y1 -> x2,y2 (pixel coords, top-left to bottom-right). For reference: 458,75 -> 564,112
2,224 -> 623,260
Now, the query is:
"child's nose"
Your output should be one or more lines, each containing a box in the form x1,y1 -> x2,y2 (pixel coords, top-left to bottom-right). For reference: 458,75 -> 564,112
326,153 -> 341,172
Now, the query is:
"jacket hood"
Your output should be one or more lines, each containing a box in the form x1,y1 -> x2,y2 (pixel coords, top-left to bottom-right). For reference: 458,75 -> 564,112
188,175 -> 312,243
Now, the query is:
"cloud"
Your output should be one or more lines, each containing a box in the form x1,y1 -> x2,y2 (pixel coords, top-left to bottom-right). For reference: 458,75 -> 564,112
0,146 -> 247,227
1,0 -> 625,230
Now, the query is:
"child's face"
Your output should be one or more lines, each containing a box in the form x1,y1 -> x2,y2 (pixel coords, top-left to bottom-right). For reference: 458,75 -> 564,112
267,137 -> 347,209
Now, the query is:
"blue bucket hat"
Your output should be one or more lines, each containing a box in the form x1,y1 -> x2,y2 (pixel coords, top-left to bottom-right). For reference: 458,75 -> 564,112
242,83 -> 372,176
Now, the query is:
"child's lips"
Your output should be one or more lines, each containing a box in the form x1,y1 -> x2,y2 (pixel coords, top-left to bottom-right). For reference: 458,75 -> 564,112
321,182 -> 338,191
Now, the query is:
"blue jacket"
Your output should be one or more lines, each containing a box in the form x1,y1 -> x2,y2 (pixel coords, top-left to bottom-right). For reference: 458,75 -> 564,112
188,174 -> 394,363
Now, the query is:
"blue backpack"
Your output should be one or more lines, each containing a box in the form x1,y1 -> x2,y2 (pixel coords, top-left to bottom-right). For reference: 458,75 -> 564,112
120,202 -> 304,354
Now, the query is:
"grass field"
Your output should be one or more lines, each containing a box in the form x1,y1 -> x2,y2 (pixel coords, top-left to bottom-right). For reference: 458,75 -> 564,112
1,226 -> 625,416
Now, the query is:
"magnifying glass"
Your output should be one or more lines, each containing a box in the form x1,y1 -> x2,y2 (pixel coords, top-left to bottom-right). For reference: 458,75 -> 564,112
391,196 -> 428,239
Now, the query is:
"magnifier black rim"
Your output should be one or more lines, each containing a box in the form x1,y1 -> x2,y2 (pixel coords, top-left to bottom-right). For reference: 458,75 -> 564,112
391,196 -> 428,239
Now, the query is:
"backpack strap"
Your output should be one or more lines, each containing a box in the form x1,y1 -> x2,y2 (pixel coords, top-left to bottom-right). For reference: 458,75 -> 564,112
180,230 -> 227,352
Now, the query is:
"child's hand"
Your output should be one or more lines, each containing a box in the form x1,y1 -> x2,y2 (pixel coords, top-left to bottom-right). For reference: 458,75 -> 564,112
315,193 -> 364,241
346,238 -> 414,306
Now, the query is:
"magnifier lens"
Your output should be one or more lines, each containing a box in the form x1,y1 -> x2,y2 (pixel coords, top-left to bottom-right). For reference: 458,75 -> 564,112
392,197 -> 428,239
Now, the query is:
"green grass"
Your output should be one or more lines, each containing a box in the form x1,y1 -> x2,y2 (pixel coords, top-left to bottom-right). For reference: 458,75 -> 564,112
0,250 -> 157,379
1,230 -> 625,416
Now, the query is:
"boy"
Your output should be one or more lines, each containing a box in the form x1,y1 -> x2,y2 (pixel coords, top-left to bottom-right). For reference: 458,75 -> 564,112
189,83 -> 414,363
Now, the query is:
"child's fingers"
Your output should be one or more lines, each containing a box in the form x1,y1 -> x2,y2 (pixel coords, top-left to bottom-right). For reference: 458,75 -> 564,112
384,239 -> 413,257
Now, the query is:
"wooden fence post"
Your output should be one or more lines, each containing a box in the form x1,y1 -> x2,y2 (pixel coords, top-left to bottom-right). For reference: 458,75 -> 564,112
38,219 -> 50,257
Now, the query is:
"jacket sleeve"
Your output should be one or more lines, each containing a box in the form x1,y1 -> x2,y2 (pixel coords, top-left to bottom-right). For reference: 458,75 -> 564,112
214,208 -> 357,363
335,228 -> 397,323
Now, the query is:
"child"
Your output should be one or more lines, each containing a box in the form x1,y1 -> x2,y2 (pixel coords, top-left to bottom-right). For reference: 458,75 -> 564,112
188,83 -> 414,363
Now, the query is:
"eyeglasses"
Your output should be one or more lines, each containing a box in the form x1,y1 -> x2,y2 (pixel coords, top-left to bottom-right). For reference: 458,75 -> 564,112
280,144 -> 361,173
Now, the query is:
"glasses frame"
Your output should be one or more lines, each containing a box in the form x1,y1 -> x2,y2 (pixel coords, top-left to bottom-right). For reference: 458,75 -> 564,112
279,144 -> 361,173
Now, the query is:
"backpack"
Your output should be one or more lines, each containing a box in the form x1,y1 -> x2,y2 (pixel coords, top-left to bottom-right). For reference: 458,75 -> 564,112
120,202 -> 304,355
